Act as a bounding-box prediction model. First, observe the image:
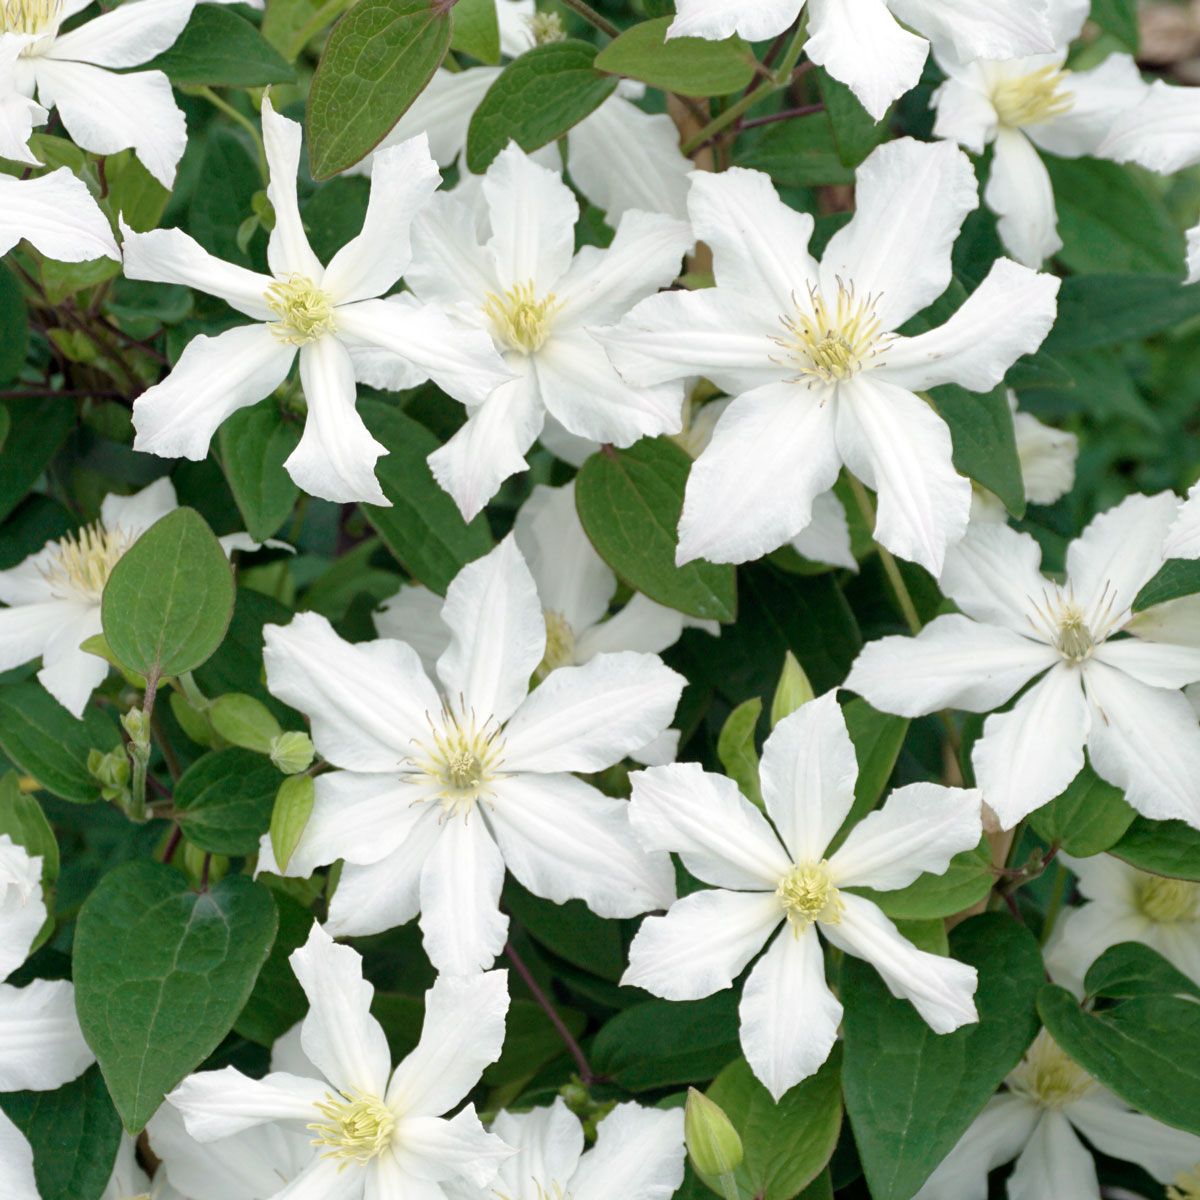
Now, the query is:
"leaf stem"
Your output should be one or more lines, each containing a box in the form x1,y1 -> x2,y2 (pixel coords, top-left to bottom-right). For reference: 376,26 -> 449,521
192,86 -> 269,185
558,0 -> 620,38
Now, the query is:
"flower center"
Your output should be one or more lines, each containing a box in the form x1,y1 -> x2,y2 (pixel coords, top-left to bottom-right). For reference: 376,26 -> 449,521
1055,606 -> 1094,664
776,280 -> 890,387
1169,1166 -> 1200,1200
776,861 -> 843,932
1136,873 -> 1199,924
309,1090 -> 395,1166
536,610 -> 576,681
483,281 -> 561,355
1007,1032 -> 1094,1110
0,0 -> 61,40
991,65 -> 1074,129
39,521 -> 133,603
408,705 -> 505,818
1029,582 -> 1119,665
264,274 -> 336,345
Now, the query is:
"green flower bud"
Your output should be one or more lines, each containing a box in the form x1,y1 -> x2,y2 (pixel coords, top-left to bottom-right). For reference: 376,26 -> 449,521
770,651 -> 815,727
180,842 -> 228,888
121,707 -> 150,751
87,747 -> 131,802
270,731 -> 315,776
685,1088 -> 743,1180
209,693 -> 282,754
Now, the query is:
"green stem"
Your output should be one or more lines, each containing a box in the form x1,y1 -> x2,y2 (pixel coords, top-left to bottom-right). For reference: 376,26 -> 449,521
1040,862 -> 1069,943
716,1173 -> 741,1200
558,0 -> 620,38
194,87 -> 269,185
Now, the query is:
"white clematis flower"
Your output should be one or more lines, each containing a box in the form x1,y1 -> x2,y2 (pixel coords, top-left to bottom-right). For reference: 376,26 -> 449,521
447,1097 -> 684,1200
846,492 -> 1200,830
667,0 -> 1054,122
375,481 -> 717,765
930,0 -> 1148,267
169,923 -> 513,1198
122,98 -> 510,506
623,692 -> 982,1099
1044,853 -> 1200,996
0,835 -> 95,1200
915,1030 -> 1200,1200
257,536 -> 681,972
1166,485 -> 1200,559
0,476 -> 274,718
0,0 -> 257,186
404,143 -> 693,520
600,138 -> 1061,574
0,166 -> 119,263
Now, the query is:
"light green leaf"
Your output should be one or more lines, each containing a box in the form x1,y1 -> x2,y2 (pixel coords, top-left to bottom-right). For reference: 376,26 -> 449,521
269,774 -> 315,873
451,0 -> 500,63
218,401 -> 301,543
717,698 -> 763,808
207,693 -> 282,755
174,748 -> 280,855
594,18 -> 754,97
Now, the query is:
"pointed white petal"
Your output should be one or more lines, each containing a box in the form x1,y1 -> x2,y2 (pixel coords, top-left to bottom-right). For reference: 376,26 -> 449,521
374,585 -> 450,677
45,0 -> 229,67
167,1067 -> 330,1140
1014,407 -> 1077,506
0,168 -> 118,261
1043,900 -> 1150,998
0,1110 -> 38,1200
1069,1090 -> 1200,1183
0,837 -> 45,981
393,1107 -> 512,1186
574,594 -> 686,661
0,600 -> 76,675
490,1099 -> 583,1200
888,0 -> 1055,62
930,65 -> 997,155
36,605 -> 107,717
272,1153 -> 361,1200
1093,638 -> 1200,690
100,476 -> 177,535
1165,485 -> 1200,560
940,520 -> 1049,635
791,490 -> 856,570
986,127 -> 1059,268
0,979 -> 93,1091
1031,54 -> 1149,159
571,1103 -> 685,1200
407,193 -> 501,310
0,544 -> 58,606
260,97 -> 322,279
667,0 -> 801,41
1006,1111 -> 1097,1200
1100,80 -> 1200,174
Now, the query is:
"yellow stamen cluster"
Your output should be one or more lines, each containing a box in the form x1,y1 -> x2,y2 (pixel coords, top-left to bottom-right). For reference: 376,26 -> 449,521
0,0 -> 60,36
991,66 -> 1074,129
776,862 -> 843,933
1028,582 -> 1118,666
264,274 -> 337,345
536,610 -> 576,680
1007,1031 -> 1094,1110
1055,606 -> 1094,664
776,281 -> 890,387
483,281 -> 562,355
409,704 -> 506,817
39,522 -> 133,603
1137,873 -> 1199,924
309,1090 -> 395,1167
1168,1166 -> 1200,1200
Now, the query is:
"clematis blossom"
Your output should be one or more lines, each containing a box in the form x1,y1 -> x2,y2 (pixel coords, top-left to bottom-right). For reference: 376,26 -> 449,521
404,143 -> 693,520
600,139 -> 1060,574
169,923 -> 513,1198
257,536 -> 681,973
0,476 -> 277,718
122,98 -> 511,505
846,492 -> 1200,830
915,1030 -> 1200,1200
0,0 -> 257,186
623,692 -> 982,1099
667,0 -> 1055,122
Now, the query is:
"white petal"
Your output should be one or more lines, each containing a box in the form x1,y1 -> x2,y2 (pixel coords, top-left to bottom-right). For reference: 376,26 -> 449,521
33,59 -> 184,187
677,381 -> 842,566
272,1153 -> 361,1200
821,893 -> 978,1033
806,0 -> 928,122
0,35 -> 44,166
0,600 -> 77,675
0,168 -> 118,261
261,97 -> 322,279
830,782 -> 983,890
1084,660 -> 1200,827
131,322 -> 295,461
290,923 -> 391,1098
1032,54 -> 1149,159
0,838 -> 45,981
930,64 -> 997,155
0,1110 -> 38,1200
740,927 -> 842,1100
1165,485 -> 1200,560
1126,596 -> 1200,651
973,664 -> 1089,829
436,535 -> 544,724
100,475 -> 177,536
394,1108 -> 512,1186
1042,900 -> 1150,999
987,127 -> 1059,268
791,490 -> 857,570
879,257 -> 1059,390
940,519 -> 1049,634
36,605 -> 107,717
622,888 -> 781,1001
574,595 -> 686,661
502,651 -> 684,774
263,611 -> 440,772
1006,1111 -> 1097,1200
835,375 -> 971,575
667,0 -> 801,41
1187,225 -> 1200,286
45,0 -> 219,67
1014,407 -> 1077,506
386,970 -> 509,1116
419,814 -> 508,975
490,1099 -> 583,1200
167,1068 -> 329,1140
1069,1090 -> 1200,1183
0,979 -> 92,1091
1093,638 -> 1200,690
374,585 -> 450,678
629,763 -> 792,891
758,692 -> 858,864
570,1103 -> 685,1200
488,772 -> 675,917
820,138 -> 978,330
1099,80 -> 1200,174
407,193 -> 501,311
888,0 -> 1054,62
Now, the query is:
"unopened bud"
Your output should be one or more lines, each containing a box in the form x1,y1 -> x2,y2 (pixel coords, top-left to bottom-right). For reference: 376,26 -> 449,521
770,652 -> 815,727
530,12 -> 566,44
270,774 -> 315,872
121,708 -> 150,754
685,1088 -> 743,1179
209,693 -> 281,754
87,747 -> 131,802
270,731 -> 315,776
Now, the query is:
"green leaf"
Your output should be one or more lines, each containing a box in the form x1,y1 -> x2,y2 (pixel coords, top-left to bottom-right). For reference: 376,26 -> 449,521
359,401 -> 493,594
836,698 -> 909,836
101,508 -> 235,681
0,1066 -> 122,1200
270,774 -> 315,873
718,698 -> 763,808
193,588 -> 294,717
859,839 -> 994,920
1029,762 -> 1135,856
307,0 -> 452,178
1038,983 -> 1200,1136
1084,942 -> 1200,1002
1133,559 -> 1200,612
594,18 -> 754,97
144,5 -> 295,85
481,998 -> 587,1089
451,0 -> 500,63
0,397 -> 74,523
842,914 -> 1044,1200
0,771 -> 59,886
465,40 -> 618,173
234,888 -> 311,1046
1112,816 -> 1200,880
0,683 -> 121,804
0,265 -> 28,384
263,0 -> 354,61
932,382 -> 1025,518
174,748 -> 280,855
504,879 -> 627,981
736,113 -> 854,187
705,1052 -> 842,1200
1044,274 -> 1200,354
576,440 -> 737,622
1090,0 -> 1138,51
218,401 -> 301,543
814,67 -> 888,167
74,860 -> 278,1132
593,992 -> 741,1090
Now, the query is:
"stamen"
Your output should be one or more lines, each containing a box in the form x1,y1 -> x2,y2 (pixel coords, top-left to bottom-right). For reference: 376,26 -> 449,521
38,522 -> 133,603
0,0 -> 61,38
776,861 -> 843,933
1136,873 -> 1198,924
536,610 -> 575,680
1169,1166 -> 1200,1200
483,281 -> 562,354
991,65 -> 1074,129
406,702 -> 506,818
309,1090 -> 395,1167
1006,1031 -> 1094,1110
773,279 -> 892,388
264,274 -> 337,345
1024,581 -> 1124,665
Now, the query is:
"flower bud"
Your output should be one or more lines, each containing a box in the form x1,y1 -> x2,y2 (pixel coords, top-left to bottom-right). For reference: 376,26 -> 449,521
270,731 -> 315,776
770,651 -> 814,727
209,693 -> 282,754
685,1088 -> 743,1179
270,774 -> 315,872
87,747 -> 131,802
121,708 -> 150,754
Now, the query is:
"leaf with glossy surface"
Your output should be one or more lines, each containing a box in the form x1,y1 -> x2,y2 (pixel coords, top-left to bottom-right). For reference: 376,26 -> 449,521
1112,817 -> 1200,880
218,401 -> 301,543
1030,762 -> 1135,856
174,748 -> 281,855
1084,942 -> 1200,1002
718,698 -> 763,809
932,382 -> 1025,518
451,0 -> 500,63
145,5 -> 295,85
595,18 -> 754,96
858,839 -> 993,920
1133,559 -> 1200,611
